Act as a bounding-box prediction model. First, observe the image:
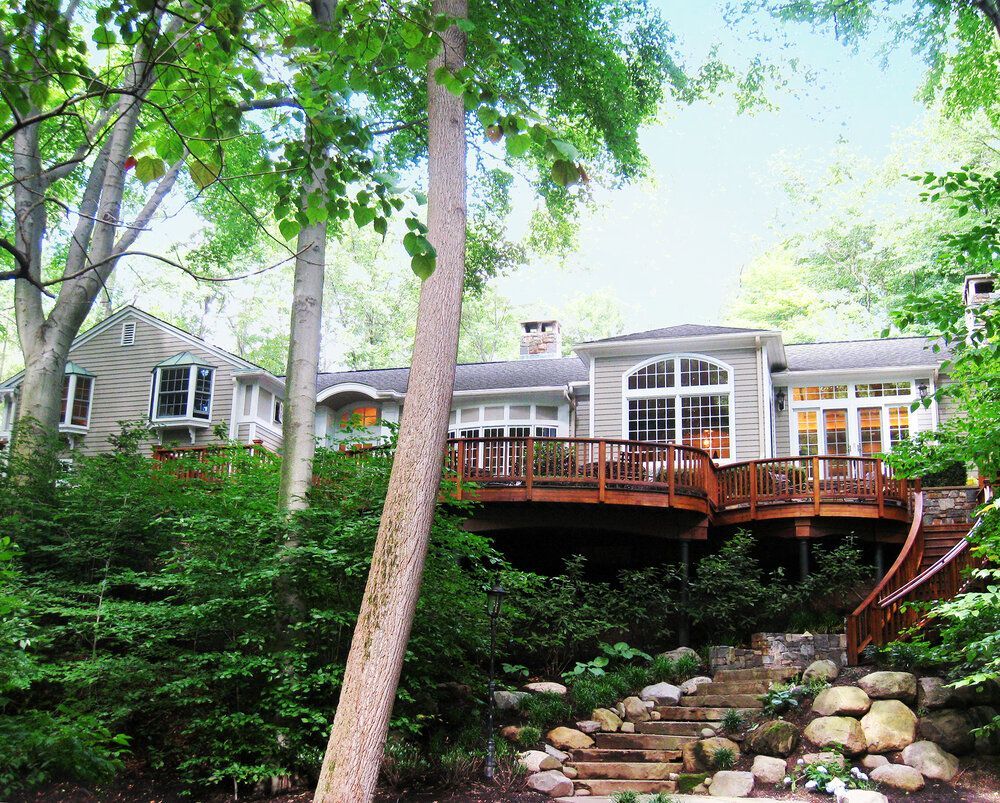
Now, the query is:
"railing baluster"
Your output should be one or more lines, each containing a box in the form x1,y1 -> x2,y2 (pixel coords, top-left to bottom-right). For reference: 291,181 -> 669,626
525,437 -> 534,499
598,440 -> 606,502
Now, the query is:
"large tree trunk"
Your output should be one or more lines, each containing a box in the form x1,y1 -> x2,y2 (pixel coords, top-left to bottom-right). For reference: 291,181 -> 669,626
312,1 -> 468,799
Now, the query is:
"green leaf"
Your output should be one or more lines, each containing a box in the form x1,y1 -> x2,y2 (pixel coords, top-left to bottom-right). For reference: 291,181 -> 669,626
411,253 -> 435,280
135,156 -> 167,184
278,218 -> 300,241
353,205 -> 376,228
189,160 -> 220,190
374,217 -> 387,237
551,159 -> 580,187
506,133 -> 531,158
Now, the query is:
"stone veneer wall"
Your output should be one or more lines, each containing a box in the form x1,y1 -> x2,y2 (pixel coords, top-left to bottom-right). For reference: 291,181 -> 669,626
709,632 -> 848,673
922,486 -> 980,526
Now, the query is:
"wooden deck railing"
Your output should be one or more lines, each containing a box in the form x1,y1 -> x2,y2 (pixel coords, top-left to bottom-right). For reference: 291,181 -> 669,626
151,439 -> 274,479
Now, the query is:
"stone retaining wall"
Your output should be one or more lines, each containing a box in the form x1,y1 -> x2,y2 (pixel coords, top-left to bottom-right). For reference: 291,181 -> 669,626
922,486 -> 980,526
709,632 -> 847,673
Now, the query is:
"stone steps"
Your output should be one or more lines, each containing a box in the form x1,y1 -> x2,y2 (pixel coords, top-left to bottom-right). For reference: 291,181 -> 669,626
637,720 -> 719,736
571,747 -> 682,763
711,666 -> 798,683
680,693 -> 763,709
569,761 -> 683,780
594,732 -> 695,750
573,779 -> 679,796
692,680 -> 770,695
654,705 -> 756,721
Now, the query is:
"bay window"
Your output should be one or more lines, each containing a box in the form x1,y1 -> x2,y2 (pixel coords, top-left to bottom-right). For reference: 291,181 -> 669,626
60,362 -> 95,431
150,353 -> 215,423
624,355 -> 733,459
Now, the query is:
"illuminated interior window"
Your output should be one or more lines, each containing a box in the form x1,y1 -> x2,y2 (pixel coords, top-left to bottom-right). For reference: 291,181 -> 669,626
792,385 -> 848,401
856,381 -> 912,398
824,409 -> 849,455
858,407 -> 883,457
888,406 -> 910,447
796,410 -> 818,456
340,406 -> 379,429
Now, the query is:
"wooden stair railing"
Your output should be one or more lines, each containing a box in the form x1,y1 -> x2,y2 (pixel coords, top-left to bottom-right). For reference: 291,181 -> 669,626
846,492 -> 925,664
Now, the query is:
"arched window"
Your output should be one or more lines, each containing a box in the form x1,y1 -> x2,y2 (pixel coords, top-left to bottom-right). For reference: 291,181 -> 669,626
623,355 -> 733,458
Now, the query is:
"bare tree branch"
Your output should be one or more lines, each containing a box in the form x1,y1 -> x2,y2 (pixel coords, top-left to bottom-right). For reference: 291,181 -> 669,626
112,159 -> 184,254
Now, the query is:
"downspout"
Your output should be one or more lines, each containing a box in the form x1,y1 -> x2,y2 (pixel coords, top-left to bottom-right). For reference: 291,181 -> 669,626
564,384 -> 577,437
755,336 -> 767,459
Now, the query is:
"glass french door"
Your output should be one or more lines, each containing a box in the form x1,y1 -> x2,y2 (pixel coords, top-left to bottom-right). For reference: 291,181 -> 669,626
823,409 -> 849,454
858,407 -> 883,457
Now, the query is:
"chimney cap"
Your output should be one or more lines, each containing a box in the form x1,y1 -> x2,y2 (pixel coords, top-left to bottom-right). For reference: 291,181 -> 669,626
520,319 -> 560,331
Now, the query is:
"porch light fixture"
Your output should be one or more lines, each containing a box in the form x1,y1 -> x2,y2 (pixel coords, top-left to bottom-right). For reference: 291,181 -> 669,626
775,389 -> 787,412
484,580 -> 506,781
917,382 -> 930,400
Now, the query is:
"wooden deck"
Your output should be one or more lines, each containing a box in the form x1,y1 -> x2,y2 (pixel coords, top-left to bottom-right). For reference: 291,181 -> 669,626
445,437 -> 914,528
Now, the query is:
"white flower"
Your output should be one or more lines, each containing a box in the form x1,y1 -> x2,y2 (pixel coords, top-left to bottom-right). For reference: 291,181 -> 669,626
859,772 -> 869,781
797,758 -> 805,765
816,765 -> 828,774
826,778 -> 846,793
805,780 -> 817,790
783,776 -> 792,785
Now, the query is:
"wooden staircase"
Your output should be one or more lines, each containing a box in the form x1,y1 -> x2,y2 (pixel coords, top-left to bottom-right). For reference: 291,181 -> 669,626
564,666 -> 796,796
847,488 -> 989,664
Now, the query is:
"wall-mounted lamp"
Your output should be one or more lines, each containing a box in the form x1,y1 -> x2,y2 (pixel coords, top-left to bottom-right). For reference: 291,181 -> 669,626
917,382 -> 930,400
775,389 -> 787,412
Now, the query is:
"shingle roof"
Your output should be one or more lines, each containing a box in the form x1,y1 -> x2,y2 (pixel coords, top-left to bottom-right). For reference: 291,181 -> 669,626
316,356 -> 588,395
583,324 -> 771,344
782,337 -> 944,373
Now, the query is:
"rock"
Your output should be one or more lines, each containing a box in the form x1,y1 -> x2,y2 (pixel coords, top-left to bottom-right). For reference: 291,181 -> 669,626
545,727 -> 593,751
623,695 -> 651,722
861,699 -> 917,752
858,671 -> 917,703
747,719 -> 800,757
591,707 -> 623,732
525,769 -> 573,797
614,701 -> 626,719
620,721 -> 635,733
918,676 -> 962,710
838,792 -> 889,803
682,676 -> 714,695
860,754 -> 889,769
693,737 -> 741,771
801,751 -> 847,769
708,770 -> 754,797
640,682 -> 682,706
562,765 -> 577,779
519,750 -> 560,773
812,686 -> 871,717
920,708 -> 975,754
902,740 -> 960,781
576,720 -> 601,734
751,754 -> 786,784
869,763 -> 925,792
524,681 -> 567,696
575,790 -> 590,797
804,716 -> 867,755
493,690 -> 529,711
650,710 -> 661,721
660,646 -> 700,664
544,744 -> 569,763
803,659 -> 839,682
500,725 -> 521,742
971,706 -> 1000,755
701,727 -> 717,738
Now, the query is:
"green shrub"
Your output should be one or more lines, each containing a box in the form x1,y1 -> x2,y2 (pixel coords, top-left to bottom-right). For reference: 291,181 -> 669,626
515,725 -> 542,748
922,461 -> 968,487
711,746 -> 736,770
521,692 -> 574,731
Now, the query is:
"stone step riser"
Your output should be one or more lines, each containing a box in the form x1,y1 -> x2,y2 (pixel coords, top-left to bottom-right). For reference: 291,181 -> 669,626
573,780 -> 679,795
594,733 -> 695,750
654,706 -> 756,721
691,681 -> 770,695
712,667 -> 799,682
680,693 -> 763,708
569,761 -> 682,780
636,721 -> 718,736
570,748 -> 682,763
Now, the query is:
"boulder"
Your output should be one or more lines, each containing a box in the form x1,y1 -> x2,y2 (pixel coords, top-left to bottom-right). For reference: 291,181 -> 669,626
861,699 -> 917,752
971,706 -> 1000,755
494,690 -> 529,711
839,792 -> 889,803
801,751 -> 847,769
562,765 -> 577,779
919,708 -> 976,755
804,716 -> 867,755
701,727 -> 717,738
640,682 -> 682,706
623,695 -> 651,722
681,676 -> 714,695
660,646 -> 700,664
751,754 -> 786,784
575,720 -> 601,734
525,770 -> 573,797
591,708 -> 622,732
694,737 -> 741,770
747,719 -> 800,757
708,770 -> 754,797
858,671 -> 917,703
500,725 -> 522,742
803,659 -> 839,682
545,727 -> 593,751
860,753 -> 889,769
812,686 -> 871,717
614,701 -> 626,719
918,676 -> 1000,710
519,750 -> 560,773
524,681 -> 567,696
902,740 -> 960,781
869,763 -> 925,792
544,744 -> 569,763
620,722 -> 635,733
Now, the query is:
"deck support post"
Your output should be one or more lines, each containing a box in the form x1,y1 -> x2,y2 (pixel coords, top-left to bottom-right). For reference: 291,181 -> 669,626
678,539 -> 691,647
875,542 -> 885,579
799,539 -> 810,580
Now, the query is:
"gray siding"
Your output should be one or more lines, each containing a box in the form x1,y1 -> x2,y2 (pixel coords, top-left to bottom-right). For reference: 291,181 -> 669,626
774,391 -> 791,455
575,398 -> 590,437
66,314 -> 240,456
590,347 -> 763,459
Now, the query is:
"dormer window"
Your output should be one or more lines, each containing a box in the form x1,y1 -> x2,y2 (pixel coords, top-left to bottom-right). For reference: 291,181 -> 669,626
60,362 -> 95,431
150,353 -> 215,423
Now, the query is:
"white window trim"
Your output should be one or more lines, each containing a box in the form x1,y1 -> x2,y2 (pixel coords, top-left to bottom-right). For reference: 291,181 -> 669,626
446,402 -> 568,439
59,374 -> 95,433
787,378 -> 924,457
619,353 -> 736,458
120,321 -> 136,346
149,364 -> 215,426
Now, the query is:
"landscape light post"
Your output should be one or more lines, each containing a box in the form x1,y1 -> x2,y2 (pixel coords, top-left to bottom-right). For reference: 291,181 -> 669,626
485,580 -> 506,781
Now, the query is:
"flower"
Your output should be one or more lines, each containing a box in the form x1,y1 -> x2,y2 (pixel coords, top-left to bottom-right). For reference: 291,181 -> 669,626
805,780 -> 817,790
783,776 -> 792,785
826,778 -> 846,794
797,758 -> 805,765
816,765 -> 829,774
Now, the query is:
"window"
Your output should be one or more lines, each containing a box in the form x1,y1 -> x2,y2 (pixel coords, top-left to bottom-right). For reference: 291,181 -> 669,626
796,411 -> 819,456
824,409 -> 849,455
856,381 -> 911,398
151,355 -> 216,422
120,321 -> 136,346
624,355 -> 732,457
888,406 -> 910,447
858,407 -> 883,457
59,363 -> 95,429
273,399 -> 283,425
340,406 -> 379,429
535,426 -> 557,437
792,385 -> 848,401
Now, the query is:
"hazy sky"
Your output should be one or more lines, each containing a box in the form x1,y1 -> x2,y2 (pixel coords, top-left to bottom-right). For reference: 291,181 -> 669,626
496,1 -> 927,330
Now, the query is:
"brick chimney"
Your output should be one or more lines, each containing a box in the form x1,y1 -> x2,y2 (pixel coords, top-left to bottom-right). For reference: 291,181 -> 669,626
520,320 -> 562,359
963,274 -> 997,335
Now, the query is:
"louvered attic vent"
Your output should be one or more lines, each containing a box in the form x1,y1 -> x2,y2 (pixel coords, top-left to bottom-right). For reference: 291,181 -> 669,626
120,321 -> 136,346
